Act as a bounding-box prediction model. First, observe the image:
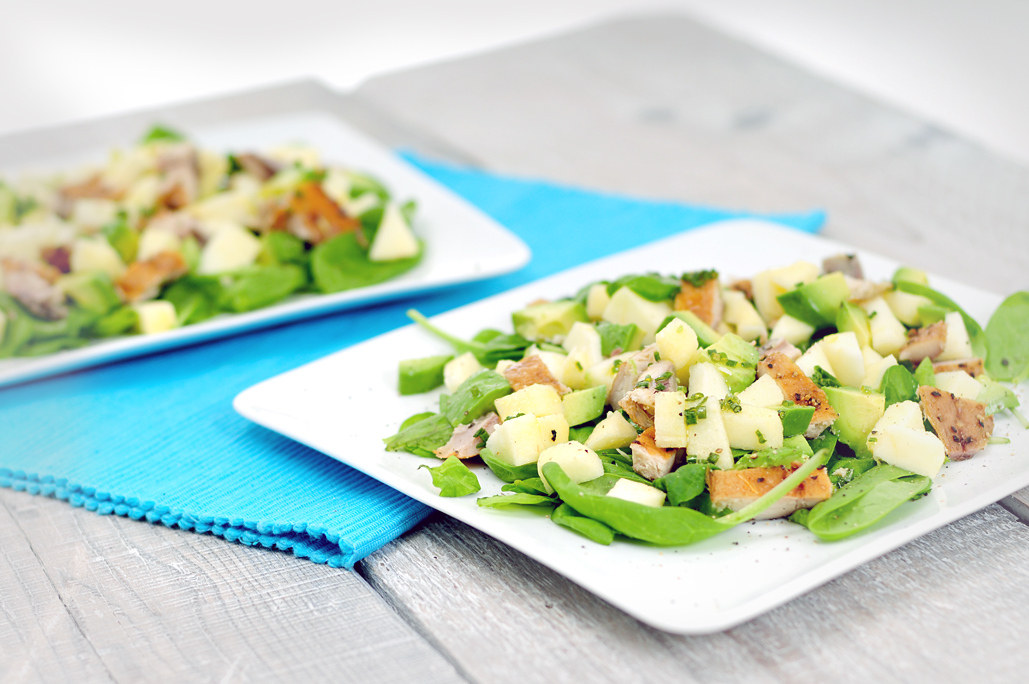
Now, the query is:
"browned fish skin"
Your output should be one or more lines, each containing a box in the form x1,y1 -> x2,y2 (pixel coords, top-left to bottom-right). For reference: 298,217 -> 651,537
674,277 -> 723,327
116,251 -> 188,302
234,153 -> 281,181
756,352 -> 838,438
501,355 -> 570,395
631,427 -> 680,481
283,182 -> 361,245
932,357 -> 985,378
898,321 -> 947,363
918,386 -> 994,460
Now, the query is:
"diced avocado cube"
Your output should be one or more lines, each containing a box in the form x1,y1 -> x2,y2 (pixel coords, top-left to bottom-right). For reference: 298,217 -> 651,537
596,321 -> 645,356
783,434 -> 814,456
822,386 -> 885,458
58,272 -> 121,315
398,354 -> 454,395
657,310 -> 720,348
103,219 -> 139,264
511,300 -> 589,343
777,272 -> 850,328
561,385 -> 607,426
836,301 -> 872,349
893,266 -> 929,286
778,404 -> 816,438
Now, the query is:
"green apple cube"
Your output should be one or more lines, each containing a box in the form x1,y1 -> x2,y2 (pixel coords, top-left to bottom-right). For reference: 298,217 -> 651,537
606,478 -> 666,508
937,312 -> 973,361
443,352 -> 484,392
537,441 -> 604,494
721,404 -> 783,451
485,414 -> 548,466
601,287 -> 672,344
737,374 -> 784,408
494,383 -> 563,420
584,411 -> 638,450
654,391 -> 689,448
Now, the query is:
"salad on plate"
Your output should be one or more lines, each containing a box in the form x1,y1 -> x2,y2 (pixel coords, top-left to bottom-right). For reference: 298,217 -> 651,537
386,255 -> 1028,546
0,125 -> 423,358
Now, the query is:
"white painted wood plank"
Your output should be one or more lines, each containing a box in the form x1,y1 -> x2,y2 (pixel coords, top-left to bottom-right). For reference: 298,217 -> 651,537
0,488 -> 467,684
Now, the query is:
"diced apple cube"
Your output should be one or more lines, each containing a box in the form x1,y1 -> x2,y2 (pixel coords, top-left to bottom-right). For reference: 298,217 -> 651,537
861,296 -> 907,358
485,414 -> 548,466
863,355 -> 898,390
654,391 -> 689,448
494,383 -> 563,420
934,370 -> 984,401
443,352 -> 484,392
869,424 -> 946,478
737,374 -> 785,408
137,228 -> 183,262
562,347 -> 596,390
584,411 -> 639,450
70,237 -> 126,279
197,223 -> 261,274
655,317 -> 699,381
687,362 -> 729,401
722,404 -> 784,451
751,261 -> 820,324
796,342 -> 836,380
133,300 -> 177,335
525,347 -> 568,381
189,190 -> 257,226
71,198 -> 118,229
687,401 -> 733,469
586,283 -> 611,320
769,314 -> 815,346
606,478 -> 666,508
495,359 -> 516,374
538,413 -> 570,448
722,289 -> 768,343
885,290 -> 933,327
584,352 -> 634,395
937,312 -> 974,361
601,287 -> 673,344
820,331 -> 865,388
872,400 -> 925,435
537,441 -> 605,494
562,322 -> 602,357
368,204 -> 420,262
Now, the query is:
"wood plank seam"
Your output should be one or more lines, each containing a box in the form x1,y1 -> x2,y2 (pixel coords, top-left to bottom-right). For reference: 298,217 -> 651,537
0,495 -> 121,684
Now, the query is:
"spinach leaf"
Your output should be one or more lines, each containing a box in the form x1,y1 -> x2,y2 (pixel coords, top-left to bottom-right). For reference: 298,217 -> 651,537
91,306 -> 138,337
825,455 -> 877,488
568,424 -> 595,443
311,233 -> 422,293
162,275 -> 223,325
477,492 -> 554,508
551,503 -> 615,545
420,456 -> 480,497
442,370 -> 511,425
894,281 -> 986,358
790,464 -> 931,541
502,478 -> 550,496
259,231 -> 308,266
914,357 -> 936,388
407,309 -> 531,366
731,446 -> 809,470
383,413 -> 453,456
480,448 -> 539,483
606,273 -> 682,302
140,125 -> 185,143
399,412 -> 436,431
879,364 -> 918,407
543,449 -> 829,546
976,379 -> 1021,417
598,457 -> 651,484
654,463 -> 707,506
220,265 -> 306,313
985,292 -> 1029,382
810,366 -> 841,388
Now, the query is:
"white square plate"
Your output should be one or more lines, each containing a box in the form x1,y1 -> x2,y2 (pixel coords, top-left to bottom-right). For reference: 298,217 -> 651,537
0,111 -> 530,388
234,220 -> 1027,634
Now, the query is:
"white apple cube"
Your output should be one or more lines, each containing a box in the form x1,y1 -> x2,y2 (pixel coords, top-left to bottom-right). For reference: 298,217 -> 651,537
737,374 -> 785,408
485,414 -> 548,466
562,321 -> 602,358
688,362 -> 730,401
686,401 -> 733,469
601,287 -> 673,344
606,478 -> 666,508
885,290 -> 933,327
537,441 -> 605,494
722,404 -> 784,451
494,359 -> 516,374
137,228 -> 183,262
70,237 -> 126,279
584,411 -> 639,450
586,283 -> 611,320
197,223 -> 261,274
133,300 -> 177,335
722,289 -> 768,343
862,345 -> 884,371
769,314 -> 815,346
71,198 -> 118,229
796,342 -> 837,380
872,400 -> 925,435
443,352 -> 483,392
584,352 -> 634,395
861,296 -> 908,358
654,391 -> 689,448
869,424 -> 946,478
538,413 -> 570,448
369,204 -> 420,262
525,347 -> 568,381
122,175 -> 161,217
937,312 -> 974,361
863,355 -> 898,390
820,332 -> 865,388
494,383 -> 563,420
655,317 -> 699,381
189,190 -> 257,226
751,261 -> 820,324
934,370 -> 984,400
562,347 -> 596,390
197,149 -> 229,198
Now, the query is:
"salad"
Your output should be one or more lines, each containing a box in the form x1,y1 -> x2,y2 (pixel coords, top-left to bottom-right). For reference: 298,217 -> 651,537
0,125 -> 422,358
386,256 -> 1028,546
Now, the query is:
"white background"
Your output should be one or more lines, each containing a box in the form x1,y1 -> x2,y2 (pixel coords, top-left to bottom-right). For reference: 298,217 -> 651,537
3,1 -> 1029,165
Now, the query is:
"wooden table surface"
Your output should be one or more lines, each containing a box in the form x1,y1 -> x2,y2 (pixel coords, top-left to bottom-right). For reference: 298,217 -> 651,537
4,14 -> 1029,684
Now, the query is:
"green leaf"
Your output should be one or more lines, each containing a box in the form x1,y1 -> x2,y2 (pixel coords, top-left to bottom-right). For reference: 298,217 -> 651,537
406,309 -> 531,366
985,292 -> 1029,382
220,265 -> 306,313
790,464 -> 931,541
480,448 -> 539,483
477,492 -> 554,508
162,275 -> 223,325
551,503 -> 615,545
421,456 -> 480,497
442,370 -> 511,425
606,273 -> 682,302
894,281 -> 986,358
384,413 -> 453,455
879,364 -> 918,407
501,478 -> 550,496
914,357 -> 936,388
311,233 -> 422,293
810,366 -> 841,388
654,463 -> 707,507
140,125 -> 186,143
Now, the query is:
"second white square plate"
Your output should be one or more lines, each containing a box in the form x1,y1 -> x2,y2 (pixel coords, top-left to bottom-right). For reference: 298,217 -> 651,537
234,219 -> 1027,634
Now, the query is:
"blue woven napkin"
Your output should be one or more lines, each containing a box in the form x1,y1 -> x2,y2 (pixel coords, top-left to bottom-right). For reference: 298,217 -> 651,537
0,153 -> 825,568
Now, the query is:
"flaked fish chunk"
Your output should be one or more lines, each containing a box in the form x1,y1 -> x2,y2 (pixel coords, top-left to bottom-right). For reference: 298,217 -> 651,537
933,357 -> 984,378
757,352 -> 838,438
0,258 -> 67,320
116,251 -> 188,302
898,321 -> 947,364
822,253 -> 864,279
608,344 -> 658,408
918,386 -> 993,460
759,337 -> 802,362
674,275 -> 723,327
631,427 -> 680,481
619,387 -> 659,430
435,412 -> 500,460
